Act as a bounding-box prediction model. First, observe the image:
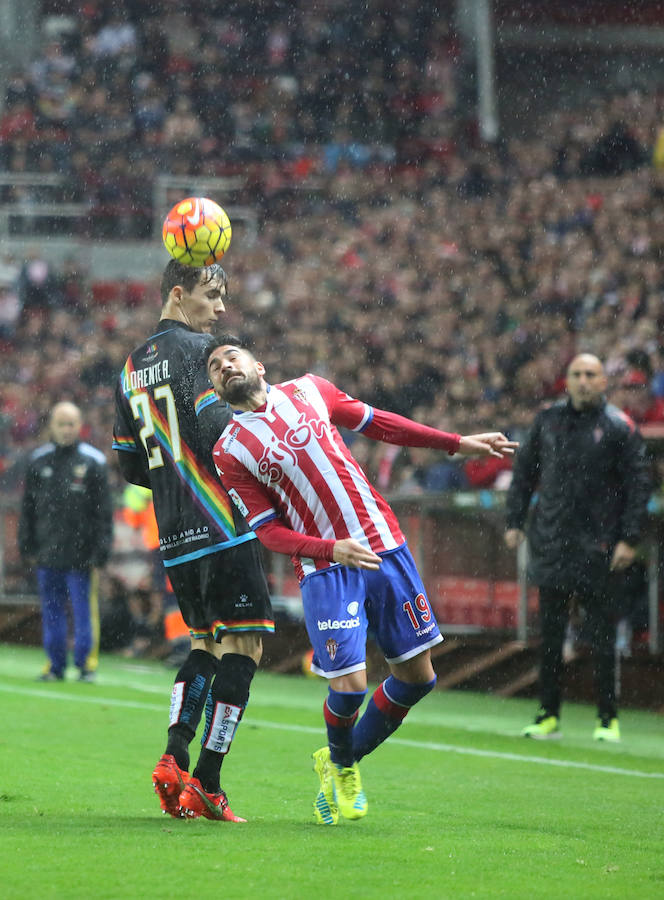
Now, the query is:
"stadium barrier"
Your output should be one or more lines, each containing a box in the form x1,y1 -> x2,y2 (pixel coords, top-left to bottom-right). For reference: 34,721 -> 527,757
1,491 -> 662,653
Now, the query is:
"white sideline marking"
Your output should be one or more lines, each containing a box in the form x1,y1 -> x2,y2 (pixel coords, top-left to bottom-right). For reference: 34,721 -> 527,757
2,682 -> 663,780
386,735 -> 664,779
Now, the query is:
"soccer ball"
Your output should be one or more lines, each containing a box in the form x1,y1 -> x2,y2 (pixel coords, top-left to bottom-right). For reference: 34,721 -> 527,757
162,196 -> 232,267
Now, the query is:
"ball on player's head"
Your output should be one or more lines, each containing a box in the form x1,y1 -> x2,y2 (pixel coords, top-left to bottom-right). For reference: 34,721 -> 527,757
162,196 -> 232,267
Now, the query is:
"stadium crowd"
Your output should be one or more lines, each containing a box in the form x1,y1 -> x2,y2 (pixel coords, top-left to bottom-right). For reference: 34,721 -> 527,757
2,0 -> 664,501
0,0 -> 461,234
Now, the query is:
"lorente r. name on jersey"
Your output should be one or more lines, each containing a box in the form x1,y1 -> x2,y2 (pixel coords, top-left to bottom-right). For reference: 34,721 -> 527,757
113,320 -> 257,567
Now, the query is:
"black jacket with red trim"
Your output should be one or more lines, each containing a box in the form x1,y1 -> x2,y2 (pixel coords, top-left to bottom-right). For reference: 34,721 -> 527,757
505,398 -> 651,590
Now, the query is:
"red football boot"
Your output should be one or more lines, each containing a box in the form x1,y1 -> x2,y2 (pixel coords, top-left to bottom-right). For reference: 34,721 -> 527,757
151,754 -> 190,818
178,777 -> 246,822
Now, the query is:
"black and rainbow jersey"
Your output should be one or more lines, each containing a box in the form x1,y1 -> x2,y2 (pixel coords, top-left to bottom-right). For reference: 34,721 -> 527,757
113,319 -> 256,567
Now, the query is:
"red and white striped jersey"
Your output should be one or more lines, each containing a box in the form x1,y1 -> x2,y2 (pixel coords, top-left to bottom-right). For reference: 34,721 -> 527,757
213,375 -> 405,580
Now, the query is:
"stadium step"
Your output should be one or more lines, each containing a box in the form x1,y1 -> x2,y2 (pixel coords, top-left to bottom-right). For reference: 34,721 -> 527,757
435,640 -> 527,690
494,664 -> 539,697
430,637 -> 461,659
0,603 -> 41,643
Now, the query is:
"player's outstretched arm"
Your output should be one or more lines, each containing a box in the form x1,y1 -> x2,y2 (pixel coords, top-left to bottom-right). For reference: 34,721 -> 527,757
456,433 -> 519,458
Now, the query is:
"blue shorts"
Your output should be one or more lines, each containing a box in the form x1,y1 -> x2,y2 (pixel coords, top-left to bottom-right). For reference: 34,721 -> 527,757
301,543 -> 443,678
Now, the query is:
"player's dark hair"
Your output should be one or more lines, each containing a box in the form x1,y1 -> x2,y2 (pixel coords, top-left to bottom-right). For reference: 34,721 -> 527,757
160,259 -> 228,305
205,333 -> 253,365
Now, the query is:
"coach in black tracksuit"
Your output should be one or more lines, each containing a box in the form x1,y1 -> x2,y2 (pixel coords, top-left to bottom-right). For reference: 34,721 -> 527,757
504,354 -> 651,741
19,401 -> 113,681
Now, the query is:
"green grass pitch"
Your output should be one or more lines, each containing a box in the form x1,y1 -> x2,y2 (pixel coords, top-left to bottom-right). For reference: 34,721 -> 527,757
1,643 -> 662,899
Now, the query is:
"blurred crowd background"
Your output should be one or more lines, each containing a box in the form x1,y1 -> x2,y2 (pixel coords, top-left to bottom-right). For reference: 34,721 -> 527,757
3,1 -> 664,500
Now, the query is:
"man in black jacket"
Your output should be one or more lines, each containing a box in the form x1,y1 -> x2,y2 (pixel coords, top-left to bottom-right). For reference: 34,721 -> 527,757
19,401 -> 112,682
504,354 -> 651,742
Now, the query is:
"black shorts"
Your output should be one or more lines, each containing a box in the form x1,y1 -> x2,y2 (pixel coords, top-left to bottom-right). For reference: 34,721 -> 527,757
166,539 -> 274,640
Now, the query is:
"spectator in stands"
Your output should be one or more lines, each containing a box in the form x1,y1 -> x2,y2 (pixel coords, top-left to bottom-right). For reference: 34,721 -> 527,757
91,8 -> 138,66
18,401 -> 113,681
133,77 -> 168,134
0,99 -> 38,148
3,69 -> 35,110
391,445 -> 470,494
617,368 -> 664,426
16,250 -> 58,315
29,40 -> 76,93
162,95 -> 203,148
504,354 -> 651,743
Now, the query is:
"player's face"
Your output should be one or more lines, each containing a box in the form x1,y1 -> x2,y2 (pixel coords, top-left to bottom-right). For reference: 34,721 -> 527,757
566,354 -> 607,410
180,273 -> 227,333
50,406 -> 82,446
208,345 -> 265,408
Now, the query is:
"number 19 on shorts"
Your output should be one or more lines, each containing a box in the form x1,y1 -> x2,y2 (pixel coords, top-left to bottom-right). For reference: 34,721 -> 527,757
403,593 -> 433,630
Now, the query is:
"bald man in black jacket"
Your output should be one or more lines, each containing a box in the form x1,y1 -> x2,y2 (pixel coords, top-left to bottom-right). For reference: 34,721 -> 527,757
505,354 -> 651,742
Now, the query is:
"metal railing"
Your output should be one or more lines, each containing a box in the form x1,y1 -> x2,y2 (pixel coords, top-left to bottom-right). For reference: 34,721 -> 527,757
0,173 -> 90,236
152,175 -> 258,245
1,487 -> 662,654
0,172 -> 259,242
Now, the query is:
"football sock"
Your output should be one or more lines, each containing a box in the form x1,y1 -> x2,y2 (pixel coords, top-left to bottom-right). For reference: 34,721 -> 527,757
194,653 -> 257,793
352,675 -> 437,762
324,688 -> 367,767
165,649 -> 217,771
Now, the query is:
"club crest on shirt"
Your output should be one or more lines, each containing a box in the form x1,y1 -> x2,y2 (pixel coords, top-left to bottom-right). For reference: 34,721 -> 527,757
326,638 -> 338,661
293,387 -> 307,403
73,464 -> 87,478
